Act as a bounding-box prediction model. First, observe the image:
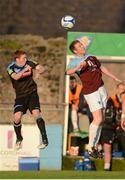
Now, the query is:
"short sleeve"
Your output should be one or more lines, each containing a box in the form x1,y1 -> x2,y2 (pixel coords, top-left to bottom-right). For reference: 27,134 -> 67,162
27,60 -> 39,69
67,59 -> 76,70
7,68 -> 14,76
6,62 -> 15,76
67,57 -> 85,70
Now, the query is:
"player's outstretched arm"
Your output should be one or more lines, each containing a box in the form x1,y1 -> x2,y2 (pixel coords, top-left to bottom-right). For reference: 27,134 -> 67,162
101,65 -> 122,82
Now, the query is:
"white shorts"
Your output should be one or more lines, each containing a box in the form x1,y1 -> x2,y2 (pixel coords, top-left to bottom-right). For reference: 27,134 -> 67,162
84,86 -> 108,112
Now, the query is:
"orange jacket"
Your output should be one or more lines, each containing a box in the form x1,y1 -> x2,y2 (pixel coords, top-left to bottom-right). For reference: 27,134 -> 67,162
110,95 -> 120,109
69,84 -> 82,107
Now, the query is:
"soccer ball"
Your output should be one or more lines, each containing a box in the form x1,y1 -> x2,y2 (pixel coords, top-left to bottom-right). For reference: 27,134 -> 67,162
61,15 -> 75,29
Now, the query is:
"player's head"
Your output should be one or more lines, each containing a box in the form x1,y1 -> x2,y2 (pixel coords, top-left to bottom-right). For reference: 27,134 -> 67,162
14,50 -> 27,66
116,82 -> 125,96
69,40 -> 86,56
70,76 -> 77,89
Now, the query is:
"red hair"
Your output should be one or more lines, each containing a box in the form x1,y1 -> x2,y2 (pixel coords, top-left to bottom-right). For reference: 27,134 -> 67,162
14,50 -> 26,59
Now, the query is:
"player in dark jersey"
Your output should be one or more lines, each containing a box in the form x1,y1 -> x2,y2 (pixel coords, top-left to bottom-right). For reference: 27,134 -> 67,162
100,83 -> 125,170
66,37 -> 121,158
7,50 -> 48,150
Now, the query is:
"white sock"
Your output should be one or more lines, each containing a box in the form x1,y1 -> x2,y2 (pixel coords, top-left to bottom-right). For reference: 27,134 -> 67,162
94,125 -> 102,147
71,110 -> 78,130
104,163 -> 110,170
88,123 -> 102,148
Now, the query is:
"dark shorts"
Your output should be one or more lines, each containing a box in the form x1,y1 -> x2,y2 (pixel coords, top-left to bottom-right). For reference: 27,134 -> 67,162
14,91 -> 41,114
100,128 -> 115,144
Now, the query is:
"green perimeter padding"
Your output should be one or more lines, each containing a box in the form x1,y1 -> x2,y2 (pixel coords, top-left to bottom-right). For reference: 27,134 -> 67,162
67,32 -> 125,57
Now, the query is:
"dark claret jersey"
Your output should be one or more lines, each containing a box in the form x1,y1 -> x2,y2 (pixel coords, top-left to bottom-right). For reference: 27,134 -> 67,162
7,60 -> 38,98
77,56 -> 104,94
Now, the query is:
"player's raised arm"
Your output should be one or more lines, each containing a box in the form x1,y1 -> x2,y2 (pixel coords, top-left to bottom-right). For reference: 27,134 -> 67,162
66,61 -> 87,75
66,65 -> 81,75
11,65 -> 31,80
100,65 -> 122,82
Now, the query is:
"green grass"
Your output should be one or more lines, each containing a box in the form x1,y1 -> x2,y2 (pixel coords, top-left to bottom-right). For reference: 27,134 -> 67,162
0,170 -> 125,179
1,157 -> 125,179
63,156 -> 125,171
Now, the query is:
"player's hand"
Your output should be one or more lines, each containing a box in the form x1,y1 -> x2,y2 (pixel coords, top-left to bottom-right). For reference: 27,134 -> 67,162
121,80 -> 125,84
23,65 -> 32,72
21,65 -> 32,77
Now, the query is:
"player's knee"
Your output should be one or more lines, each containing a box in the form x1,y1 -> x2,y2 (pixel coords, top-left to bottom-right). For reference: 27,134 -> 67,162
14,118 -> 21,124
93,118 -> 102,125
14,113 -> 22,123
93,114 -> 103,125
32,109 -> 40,117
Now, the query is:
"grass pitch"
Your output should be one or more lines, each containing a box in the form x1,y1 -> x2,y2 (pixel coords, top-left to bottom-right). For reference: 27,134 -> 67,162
0,170 -> 125,179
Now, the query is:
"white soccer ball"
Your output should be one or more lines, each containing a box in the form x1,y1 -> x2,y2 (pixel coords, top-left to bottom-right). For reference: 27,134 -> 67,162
61,15 -> 75,29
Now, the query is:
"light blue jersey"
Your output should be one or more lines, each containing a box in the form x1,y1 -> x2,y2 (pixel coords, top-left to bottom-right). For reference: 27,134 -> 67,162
67,54 -> 91,71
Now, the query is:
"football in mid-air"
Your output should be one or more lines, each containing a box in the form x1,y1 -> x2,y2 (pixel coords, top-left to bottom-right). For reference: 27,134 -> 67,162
61,15 -> 75,29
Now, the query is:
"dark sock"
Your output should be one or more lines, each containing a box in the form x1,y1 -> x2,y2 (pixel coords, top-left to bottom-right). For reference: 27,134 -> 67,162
14,122 -> 23,141
36,117 -> 48,144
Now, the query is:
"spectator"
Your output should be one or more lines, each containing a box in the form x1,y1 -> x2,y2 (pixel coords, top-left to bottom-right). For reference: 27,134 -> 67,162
68,76 -> 82,133
78,92 -> 93,124
100,82 -> 125,171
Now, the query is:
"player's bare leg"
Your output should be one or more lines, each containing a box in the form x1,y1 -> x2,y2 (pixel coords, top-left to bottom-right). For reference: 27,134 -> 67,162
103,143 -> 112,170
